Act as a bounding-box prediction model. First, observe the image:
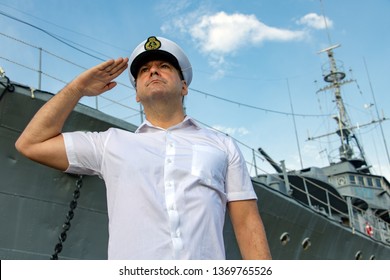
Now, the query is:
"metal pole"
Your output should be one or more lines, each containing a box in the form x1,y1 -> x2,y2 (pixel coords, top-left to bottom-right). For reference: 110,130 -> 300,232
346,196 -> 355,231
287,78 -> 303,169
302,178 -> 312,208
363,58 -> 390,170
252,149 -> 258,177
280,160 -> 291,195
325,190 -> 332,218
38,47 -> 42,90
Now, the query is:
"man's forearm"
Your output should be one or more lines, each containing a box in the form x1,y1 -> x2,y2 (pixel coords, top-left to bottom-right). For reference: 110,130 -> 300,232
236,216 -> 272,260
228,200 -> 272,260
15,83 -> 83,151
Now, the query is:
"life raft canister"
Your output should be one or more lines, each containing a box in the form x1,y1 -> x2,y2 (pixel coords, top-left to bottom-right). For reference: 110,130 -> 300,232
365,223 -> 374,237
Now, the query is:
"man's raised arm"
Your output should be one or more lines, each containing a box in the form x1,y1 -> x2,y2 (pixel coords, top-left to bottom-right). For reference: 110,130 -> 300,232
15,57 -> 129,171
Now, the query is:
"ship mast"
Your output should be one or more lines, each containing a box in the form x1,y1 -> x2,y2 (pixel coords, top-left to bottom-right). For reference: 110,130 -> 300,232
316,44 -> 368,167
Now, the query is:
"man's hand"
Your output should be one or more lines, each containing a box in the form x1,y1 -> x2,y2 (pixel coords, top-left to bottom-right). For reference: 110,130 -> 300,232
70,57 -> 129,97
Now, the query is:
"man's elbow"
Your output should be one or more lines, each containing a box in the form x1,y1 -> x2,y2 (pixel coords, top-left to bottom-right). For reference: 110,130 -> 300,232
15,135 -> 69,172
15,136 -> 36,161
15,136 -> 29,157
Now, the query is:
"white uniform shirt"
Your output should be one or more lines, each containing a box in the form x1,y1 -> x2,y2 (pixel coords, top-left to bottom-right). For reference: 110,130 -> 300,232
63,116 -> 256,259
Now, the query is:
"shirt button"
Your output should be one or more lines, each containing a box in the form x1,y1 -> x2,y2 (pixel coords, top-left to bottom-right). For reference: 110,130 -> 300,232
166,200 -> 174,209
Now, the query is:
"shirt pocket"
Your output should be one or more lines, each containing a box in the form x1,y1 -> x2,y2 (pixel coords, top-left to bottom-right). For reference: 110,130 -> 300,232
191,145 -> 228,189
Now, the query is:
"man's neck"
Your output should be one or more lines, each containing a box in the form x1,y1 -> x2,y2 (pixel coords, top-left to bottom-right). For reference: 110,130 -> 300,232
144,108 -> 186,129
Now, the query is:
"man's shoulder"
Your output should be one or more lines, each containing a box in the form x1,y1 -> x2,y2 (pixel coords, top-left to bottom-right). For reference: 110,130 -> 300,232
194,123 -> 232,140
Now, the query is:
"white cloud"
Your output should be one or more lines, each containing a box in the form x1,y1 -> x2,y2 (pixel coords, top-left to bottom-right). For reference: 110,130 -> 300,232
212,125 -> 250,136
296,13 -> 333,30
162,10 -> 333,78
189,12 -> 305,55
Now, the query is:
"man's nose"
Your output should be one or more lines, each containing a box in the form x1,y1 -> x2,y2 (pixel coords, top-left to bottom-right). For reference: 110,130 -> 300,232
149,64 -> 160,76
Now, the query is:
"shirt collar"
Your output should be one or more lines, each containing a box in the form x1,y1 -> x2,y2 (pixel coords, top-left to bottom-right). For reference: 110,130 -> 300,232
135,116 -> 201,133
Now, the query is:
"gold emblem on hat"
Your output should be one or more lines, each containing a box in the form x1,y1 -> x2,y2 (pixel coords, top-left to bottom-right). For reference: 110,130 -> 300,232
144,36 -> 161,51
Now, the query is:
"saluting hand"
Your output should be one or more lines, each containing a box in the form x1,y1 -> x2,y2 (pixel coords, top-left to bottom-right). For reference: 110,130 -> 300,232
69,57 -> 129,97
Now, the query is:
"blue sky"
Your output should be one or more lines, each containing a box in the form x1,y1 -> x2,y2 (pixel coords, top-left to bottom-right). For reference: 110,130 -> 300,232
1,0 -> 390,179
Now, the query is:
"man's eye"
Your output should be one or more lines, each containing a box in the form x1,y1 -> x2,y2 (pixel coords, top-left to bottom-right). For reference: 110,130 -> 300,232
139,67 -> 149,73
160,63 -> 171,69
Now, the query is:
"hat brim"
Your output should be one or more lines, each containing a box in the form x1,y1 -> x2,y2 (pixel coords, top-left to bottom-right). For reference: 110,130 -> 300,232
130,50 -> 182,79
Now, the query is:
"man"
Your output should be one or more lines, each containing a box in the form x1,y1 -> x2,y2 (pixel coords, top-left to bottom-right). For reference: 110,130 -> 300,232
15,36 -> 271,260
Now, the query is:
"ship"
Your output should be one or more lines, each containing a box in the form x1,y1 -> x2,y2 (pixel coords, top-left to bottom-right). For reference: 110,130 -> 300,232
1,36 -> 390,259
249,44 -> 390,260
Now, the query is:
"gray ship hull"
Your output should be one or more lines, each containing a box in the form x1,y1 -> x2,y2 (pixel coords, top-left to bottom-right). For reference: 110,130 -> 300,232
1,82 -> 389,259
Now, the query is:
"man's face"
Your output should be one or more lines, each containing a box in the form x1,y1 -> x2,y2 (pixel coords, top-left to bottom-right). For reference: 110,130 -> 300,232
135,60 -> 188,105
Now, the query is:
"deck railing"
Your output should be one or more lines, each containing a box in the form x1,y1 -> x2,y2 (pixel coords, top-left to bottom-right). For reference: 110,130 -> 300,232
256,169 -> 390,245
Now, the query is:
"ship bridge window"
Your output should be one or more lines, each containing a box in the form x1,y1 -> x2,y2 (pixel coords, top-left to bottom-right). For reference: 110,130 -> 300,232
349,175 -> 356,185
375,178 -> 381,188
366,177 -> 373,187
358,176 -> 364,186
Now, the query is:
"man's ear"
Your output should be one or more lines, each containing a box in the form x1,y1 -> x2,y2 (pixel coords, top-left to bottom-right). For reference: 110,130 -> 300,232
181,80 -> 188,97
135,82 -> 141,102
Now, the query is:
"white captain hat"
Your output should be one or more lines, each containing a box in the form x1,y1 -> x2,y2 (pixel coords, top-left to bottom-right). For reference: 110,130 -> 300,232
128,36 -> 192,88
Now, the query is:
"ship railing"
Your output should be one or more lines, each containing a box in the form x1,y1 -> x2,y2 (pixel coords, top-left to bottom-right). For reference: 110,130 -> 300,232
350,206 -> 390,244
247,157 -> 390,245
289,175 -> 350,219
245,153 -> 351,221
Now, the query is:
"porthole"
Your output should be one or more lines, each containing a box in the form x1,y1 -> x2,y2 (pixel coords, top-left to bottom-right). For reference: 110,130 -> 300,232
301,237 -> 311,250
355,251 -> 363,260
280,232 -> 290,245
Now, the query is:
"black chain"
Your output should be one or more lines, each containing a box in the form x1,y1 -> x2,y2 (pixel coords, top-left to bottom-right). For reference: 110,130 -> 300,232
50,175 -> 83,260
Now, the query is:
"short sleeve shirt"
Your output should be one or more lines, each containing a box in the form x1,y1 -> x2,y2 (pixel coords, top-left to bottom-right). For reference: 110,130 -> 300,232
63,116 -> 256,259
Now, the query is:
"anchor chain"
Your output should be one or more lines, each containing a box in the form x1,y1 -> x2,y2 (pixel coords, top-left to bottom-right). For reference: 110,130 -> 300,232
50,175 -> 83,260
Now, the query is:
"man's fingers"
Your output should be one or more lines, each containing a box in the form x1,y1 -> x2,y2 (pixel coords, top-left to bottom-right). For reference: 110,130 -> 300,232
93,58 -> 129,84
110,58 -> 129,75
101,57 -> 128,74
97,59 -> 116,71
104,81 -> 117,91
